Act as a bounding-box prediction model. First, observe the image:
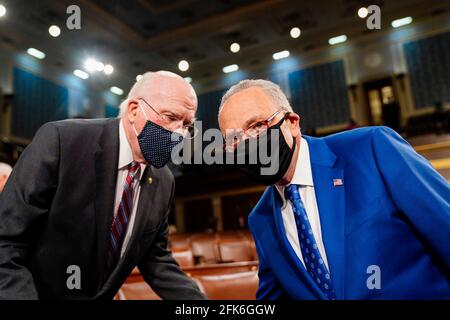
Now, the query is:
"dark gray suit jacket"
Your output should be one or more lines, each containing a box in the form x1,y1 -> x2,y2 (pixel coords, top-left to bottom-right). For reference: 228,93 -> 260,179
0,118 -> 204,300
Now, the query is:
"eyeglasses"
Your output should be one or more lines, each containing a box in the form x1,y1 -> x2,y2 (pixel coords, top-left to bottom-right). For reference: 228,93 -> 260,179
224,109 -> 288,151
139,98 -> 195,136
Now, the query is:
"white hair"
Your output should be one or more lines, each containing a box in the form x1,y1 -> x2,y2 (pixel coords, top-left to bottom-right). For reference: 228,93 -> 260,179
0,162 -> 12,176
118,70 -> 189,117
218,79 -> 293,120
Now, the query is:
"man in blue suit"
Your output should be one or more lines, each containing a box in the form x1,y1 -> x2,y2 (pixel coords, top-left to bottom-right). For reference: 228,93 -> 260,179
218,79 -> 450,300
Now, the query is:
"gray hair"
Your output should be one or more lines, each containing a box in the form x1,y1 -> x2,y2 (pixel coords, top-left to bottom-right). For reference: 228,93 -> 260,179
218,79 -> 293,120
0,162 -> 12,176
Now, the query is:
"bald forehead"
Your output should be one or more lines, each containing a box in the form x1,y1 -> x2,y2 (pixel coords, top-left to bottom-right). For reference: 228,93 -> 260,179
219,86 -> 278,130
130,72 -> 197,107
221,87 -> 278,117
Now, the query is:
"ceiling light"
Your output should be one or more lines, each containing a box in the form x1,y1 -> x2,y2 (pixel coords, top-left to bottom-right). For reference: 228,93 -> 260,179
84,58 -> 98,72
328,35 -> 347,45
222,64 -> 239,74
104,64 -> 114,75
230,42 -> 240,53
184,77 -> 192,83
73,69 -> 89,79
48,25 -> 61,37
95,61 -> 104,72
110,86 -> 124,96
136,74 -> 143,82
27,48 -> 46,60
0,5 -> 7,17
358,7 -> 368,18
272,50 -> 290,60
178,60 -> 189,72
391,16 -> 413,28
290,27 -> 301,39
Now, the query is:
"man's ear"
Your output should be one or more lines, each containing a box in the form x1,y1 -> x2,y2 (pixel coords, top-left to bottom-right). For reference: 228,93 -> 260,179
287,112 -> 301,138
127,100 -> 139,124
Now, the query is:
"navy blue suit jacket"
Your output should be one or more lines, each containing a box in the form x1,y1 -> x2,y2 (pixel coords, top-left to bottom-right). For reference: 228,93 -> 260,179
249,126 -> 450,299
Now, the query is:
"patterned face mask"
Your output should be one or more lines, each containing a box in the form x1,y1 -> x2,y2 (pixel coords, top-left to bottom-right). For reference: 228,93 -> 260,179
133,102 -> 183,168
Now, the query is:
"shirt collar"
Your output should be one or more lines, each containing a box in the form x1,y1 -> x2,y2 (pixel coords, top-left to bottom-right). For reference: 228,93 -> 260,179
118,120 -> 146,174
275,137 -> 314,205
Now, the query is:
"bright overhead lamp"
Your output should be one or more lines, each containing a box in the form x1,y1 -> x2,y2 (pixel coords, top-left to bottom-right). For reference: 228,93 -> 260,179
178,60 -> 189,72
290,27 -> 301,38
110,86 -> 124,96
272,50 -> 290,60
328,35 -> 347,45
222,64 -> 239,73
48,25 -> 61,37
27,48 -> 46,60
73,69 -> 89,79
391,16 -> 413,28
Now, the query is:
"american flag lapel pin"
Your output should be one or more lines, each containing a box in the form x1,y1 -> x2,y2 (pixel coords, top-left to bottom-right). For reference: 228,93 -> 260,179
333,178 -> 343,187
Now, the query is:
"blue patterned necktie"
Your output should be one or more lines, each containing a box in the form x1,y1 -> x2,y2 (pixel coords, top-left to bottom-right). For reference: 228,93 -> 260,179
284,184 -> 336,300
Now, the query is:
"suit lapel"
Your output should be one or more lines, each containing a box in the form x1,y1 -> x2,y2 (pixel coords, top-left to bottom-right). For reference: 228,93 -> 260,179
95,165 -> 161,297
269,187 -> 326,299
94,119 -> 120,291
305,135 -> 346,299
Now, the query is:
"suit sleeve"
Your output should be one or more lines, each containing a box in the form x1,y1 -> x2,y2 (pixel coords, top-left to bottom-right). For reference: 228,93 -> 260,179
249,216 -> 289,300
0,123 -> 60,299
371,126 -> 450,269
137,179 -> 206,300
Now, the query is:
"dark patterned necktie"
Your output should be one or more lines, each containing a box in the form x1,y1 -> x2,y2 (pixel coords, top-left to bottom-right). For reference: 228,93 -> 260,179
284,184 -> 336,300
106,161 -> 141,276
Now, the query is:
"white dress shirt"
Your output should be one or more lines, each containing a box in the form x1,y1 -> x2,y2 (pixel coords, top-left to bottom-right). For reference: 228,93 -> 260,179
275,137 -> 329,270
114,120 -> 146,257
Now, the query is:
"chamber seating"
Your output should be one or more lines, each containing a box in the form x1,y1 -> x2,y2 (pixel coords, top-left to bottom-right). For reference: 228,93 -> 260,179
114,269 -> 161,300
190,233 -> 220,264
168,232 -> 192,250
218,240 -> 255,263
115,261 -> 259,300
169,231 -> 258,266
115,281 -> 161,300
171,247 -> 195,268
193,270 -> 259,300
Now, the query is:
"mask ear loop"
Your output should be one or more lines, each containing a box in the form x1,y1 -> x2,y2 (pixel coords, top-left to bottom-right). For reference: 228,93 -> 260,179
132,100 -> 149,136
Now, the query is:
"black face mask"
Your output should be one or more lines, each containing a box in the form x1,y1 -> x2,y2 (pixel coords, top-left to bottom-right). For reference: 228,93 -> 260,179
227,117 -> 296,186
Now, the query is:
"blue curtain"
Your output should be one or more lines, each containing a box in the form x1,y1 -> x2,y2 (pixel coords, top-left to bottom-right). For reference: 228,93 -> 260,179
288,60 -> 350,131
13,67 -> 68,139
403,31 -> 450,109
105,104 -> 119,118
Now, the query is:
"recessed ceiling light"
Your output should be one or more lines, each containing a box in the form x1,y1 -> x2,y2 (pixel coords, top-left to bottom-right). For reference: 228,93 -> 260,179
73,69 -> 89,79
0,5 -> 6,17
358,7 -> 368,18
290,27 -> 301,39
391,16 -> 413,28
48,25 -> 61,37
328,35 -> 347,45
84,58 -> 98,72
222,64 -> 239,73
110,86 -> 124,96
184,77 -> 192,83
27,48 -> 46,60
136,74 -> 143,82
95,61 -> 104,72
178,60 -> 189,72
230,42 -> 240,53
272,50 -> 290,60
104,64 -> 114,75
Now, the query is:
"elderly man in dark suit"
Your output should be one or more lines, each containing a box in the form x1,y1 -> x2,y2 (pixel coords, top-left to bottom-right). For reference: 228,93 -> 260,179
0,71 -> 205,300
